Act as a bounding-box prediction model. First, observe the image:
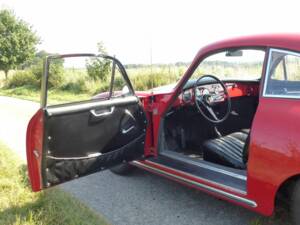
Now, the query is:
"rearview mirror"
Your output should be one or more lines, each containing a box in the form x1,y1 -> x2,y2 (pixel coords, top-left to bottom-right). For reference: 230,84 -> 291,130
226,50 -> 243,57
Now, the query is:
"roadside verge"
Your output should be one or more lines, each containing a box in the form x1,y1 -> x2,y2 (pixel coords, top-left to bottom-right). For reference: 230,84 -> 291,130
0,141 -> 109,225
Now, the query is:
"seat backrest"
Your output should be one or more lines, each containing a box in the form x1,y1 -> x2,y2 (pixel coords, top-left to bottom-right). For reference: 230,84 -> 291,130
242,134 -> 250,163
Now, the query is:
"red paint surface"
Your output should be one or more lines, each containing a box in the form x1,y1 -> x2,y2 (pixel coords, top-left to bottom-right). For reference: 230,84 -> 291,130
26,109 -> 44,192
247,97 -> 300,215
140,97 -> 155,156
226,82 -> 259,98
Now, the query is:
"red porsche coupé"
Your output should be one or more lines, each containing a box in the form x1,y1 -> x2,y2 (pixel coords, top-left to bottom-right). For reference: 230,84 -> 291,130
27,34 -> 300,224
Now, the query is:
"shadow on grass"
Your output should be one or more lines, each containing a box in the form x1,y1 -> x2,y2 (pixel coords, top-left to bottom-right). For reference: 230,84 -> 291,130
0,164 -> 108,225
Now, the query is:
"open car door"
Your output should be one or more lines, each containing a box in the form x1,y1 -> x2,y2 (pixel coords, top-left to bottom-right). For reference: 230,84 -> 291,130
26,54 -> 147,191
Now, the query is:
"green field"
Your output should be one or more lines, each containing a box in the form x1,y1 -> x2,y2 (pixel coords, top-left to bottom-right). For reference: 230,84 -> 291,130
0,60 -> 264,105
0,65 -> 184,104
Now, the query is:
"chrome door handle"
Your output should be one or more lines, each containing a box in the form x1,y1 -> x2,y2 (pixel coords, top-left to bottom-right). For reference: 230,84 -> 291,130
90,107 -> 115,117
122,125 -> 135,134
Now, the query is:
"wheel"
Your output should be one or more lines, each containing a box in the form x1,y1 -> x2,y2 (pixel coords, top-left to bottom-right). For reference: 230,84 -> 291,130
290,179 -> 300,225
109,162 -> 136,175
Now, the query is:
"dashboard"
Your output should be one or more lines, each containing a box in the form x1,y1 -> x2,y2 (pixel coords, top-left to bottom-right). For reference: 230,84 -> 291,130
177,81 -> 259,107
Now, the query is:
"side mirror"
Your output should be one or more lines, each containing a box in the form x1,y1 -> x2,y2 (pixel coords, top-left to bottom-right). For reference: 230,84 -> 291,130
122,85 -> 130,95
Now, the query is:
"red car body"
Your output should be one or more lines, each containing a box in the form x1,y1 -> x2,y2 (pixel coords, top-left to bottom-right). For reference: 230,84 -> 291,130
26,34 -> 300,218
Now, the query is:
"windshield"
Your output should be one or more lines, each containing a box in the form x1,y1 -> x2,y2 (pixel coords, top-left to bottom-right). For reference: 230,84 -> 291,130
191,49 -> 265,80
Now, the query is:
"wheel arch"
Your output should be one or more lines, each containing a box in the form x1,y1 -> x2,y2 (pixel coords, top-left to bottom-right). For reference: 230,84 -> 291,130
275,173 -> 300,208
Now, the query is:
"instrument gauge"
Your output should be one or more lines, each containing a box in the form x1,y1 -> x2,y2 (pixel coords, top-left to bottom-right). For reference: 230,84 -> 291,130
182,90 -> 192,103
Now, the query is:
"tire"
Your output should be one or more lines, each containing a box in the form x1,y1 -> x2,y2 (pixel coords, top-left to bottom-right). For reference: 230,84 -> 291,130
109,162 -> 136,175
291,180 -> 300,225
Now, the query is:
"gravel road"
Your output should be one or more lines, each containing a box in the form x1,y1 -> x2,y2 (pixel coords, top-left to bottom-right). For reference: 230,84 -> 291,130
0,96 -> 287,225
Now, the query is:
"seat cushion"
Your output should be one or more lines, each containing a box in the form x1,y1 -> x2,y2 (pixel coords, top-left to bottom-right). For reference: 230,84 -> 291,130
202,131 -> 249,169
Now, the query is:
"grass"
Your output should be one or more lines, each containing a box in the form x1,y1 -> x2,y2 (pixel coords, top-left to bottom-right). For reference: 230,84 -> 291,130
0,86 -> 90,105
0,86 -> 40,102
0,141 -> 110,225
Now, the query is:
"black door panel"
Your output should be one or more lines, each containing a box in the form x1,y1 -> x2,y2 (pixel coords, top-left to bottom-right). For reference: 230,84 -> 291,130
44,134 -> 145,186
42,96 -> 147,187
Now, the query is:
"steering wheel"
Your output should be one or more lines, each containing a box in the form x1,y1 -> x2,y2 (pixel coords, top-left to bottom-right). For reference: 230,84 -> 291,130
193,75 -> 231,123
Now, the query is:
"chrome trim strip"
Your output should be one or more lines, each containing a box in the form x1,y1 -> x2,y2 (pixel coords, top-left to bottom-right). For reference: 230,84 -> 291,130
41,58 -> 49,107
263,48 -> 300,99
161,150 -> 247,181
47,152 -> 102,160
122,126 -> 135,134
132,160 -> 257,208
263,94 -> 300,99
46,96 -> 138,116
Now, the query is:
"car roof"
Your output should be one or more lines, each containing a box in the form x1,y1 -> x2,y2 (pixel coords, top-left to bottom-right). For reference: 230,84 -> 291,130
199,33 -> 300,54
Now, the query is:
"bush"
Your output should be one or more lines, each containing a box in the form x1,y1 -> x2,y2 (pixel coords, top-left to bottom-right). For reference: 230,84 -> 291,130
60,77 -> 88,94
113,76 -> 126,90
131,70 -> 179,91
5,70 -> 39,88
86,58 -> 111,81
87,80 -> 110,95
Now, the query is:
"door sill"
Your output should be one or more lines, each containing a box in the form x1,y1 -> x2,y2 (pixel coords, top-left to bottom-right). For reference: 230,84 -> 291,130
161,150 -> 247,180
141,149 -> 248,194
132,160 -> 257,208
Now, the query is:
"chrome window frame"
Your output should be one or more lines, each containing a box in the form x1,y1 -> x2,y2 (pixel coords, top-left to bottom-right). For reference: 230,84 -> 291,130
263,48 -> 300,99
41,54 -> 135,108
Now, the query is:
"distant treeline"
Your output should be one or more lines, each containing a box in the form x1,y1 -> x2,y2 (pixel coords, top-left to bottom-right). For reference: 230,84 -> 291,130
124,60 -> 262,69
124,62 -> 190,69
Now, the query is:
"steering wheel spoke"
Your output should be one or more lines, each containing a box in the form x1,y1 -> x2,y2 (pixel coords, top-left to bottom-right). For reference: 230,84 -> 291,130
204,105 -> 219,121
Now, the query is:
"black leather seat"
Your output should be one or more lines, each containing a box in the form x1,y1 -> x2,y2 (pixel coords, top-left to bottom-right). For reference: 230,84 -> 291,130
202,129 -> 250,169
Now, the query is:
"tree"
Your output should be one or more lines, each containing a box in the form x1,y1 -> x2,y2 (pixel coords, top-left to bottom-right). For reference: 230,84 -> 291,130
0,10 -> 39,79
86,42 -> 111,81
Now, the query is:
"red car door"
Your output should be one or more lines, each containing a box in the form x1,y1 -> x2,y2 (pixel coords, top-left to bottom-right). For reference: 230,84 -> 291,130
26,54 -> 148,191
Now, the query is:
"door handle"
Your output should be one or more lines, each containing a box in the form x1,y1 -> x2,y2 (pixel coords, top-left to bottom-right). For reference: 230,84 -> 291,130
122,125 -> 135,134
90,107 -> 115,117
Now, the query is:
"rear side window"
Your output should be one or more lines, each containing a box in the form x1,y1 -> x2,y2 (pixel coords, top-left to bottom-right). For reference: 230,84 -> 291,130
264,49 -> 300,98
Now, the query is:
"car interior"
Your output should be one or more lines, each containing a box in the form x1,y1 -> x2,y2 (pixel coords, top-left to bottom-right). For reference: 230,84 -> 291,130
156,49 -> 266,190
162,80 -> 259,170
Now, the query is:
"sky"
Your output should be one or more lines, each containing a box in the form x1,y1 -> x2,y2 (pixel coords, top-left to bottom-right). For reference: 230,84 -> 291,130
0,0 -> 300,64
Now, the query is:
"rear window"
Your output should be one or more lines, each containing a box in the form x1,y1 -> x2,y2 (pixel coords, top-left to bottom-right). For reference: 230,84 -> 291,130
264,49 -> 300,98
